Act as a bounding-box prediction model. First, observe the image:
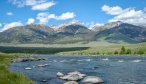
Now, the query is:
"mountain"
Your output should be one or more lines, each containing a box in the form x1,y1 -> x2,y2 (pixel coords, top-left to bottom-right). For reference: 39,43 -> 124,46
0,23 -> 95,43
0,24 -> 55,43
50,22 -> 96,43
0,21 -> 146,44
92,21 -> 122,32
95,22 -> 146,43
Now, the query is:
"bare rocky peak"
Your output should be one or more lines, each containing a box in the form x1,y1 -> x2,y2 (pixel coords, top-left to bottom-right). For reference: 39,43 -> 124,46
92,21 -> 123,32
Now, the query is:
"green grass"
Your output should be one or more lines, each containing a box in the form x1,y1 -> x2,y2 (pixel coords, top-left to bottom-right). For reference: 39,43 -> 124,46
0,42 -> 146,55
58,42 -> 146,55
0,54 -> 34,84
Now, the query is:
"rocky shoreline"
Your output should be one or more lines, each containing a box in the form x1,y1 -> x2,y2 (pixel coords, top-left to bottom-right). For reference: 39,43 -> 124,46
12,57 -> 47,62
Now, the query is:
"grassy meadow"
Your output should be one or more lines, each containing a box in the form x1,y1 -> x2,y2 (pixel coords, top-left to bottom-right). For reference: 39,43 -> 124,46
0,41 -> 146,55
57,42 -> 146,55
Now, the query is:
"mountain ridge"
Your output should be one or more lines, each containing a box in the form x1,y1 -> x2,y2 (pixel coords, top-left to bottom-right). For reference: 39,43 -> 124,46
0,21 -> 146,44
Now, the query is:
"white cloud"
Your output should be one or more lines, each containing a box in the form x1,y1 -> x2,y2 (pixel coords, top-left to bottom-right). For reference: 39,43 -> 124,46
7,12 -> 13,16
89,22 -> 103,29
9,0 -> 56,11
25,0 -> 47,6
102,5 -> 124,15
37,12 -> 76,24
102,5 -> 146,25
32,1 -> 56,11
48,14 -> 56,19
80,21 -> 103,29
55,12 -> 75,20
0,22 -> 23,32
27,18 -> 35,24
36,12 -> 49,24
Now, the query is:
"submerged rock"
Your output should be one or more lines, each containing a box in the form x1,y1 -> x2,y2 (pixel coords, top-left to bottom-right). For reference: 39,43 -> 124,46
64,81 -> 78,84
41,80 -> 47,82
81,76 -> 104,84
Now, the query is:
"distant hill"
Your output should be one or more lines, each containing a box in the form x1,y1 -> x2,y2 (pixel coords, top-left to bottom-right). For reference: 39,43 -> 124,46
0,21 -> 146,44
95,22 -> 146,43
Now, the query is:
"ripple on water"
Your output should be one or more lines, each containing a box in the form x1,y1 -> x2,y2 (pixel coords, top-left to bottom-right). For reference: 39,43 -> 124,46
132,60 -> 141,62
102,58 -> 109,61
118,60 -> 124,63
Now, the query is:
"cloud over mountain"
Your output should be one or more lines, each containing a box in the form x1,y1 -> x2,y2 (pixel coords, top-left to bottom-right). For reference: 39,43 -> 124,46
27,18 -> 35,24
102,5 -> 146,25
0,22 -> 23,32
37,12 -> 76,24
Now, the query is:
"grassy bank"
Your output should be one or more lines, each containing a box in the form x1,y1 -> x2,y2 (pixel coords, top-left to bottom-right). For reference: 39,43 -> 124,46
0,54 -> 34,84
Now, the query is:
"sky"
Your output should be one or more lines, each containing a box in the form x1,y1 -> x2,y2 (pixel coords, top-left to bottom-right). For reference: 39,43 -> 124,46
0,0 -> 146,31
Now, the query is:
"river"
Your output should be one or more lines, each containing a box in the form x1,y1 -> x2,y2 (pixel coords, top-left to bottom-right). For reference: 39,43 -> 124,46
10,55 -> 146,84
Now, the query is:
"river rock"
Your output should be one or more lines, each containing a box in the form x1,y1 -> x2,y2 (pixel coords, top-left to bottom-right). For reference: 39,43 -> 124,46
57,72 -> 64,77
68,71 -> 86,78
24,67 -> 32,70
59,71 -> 86,81
64,81 -> 78,84
13,57 -> 47,62
41,80 -> 47,82
60,74 -> 81,81
81,76 -> 104,84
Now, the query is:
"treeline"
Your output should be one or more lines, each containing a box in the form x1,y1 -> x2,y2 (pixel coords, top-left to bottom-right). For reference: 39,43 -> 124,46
114,46 -> 145,55
0,46 -> 89,54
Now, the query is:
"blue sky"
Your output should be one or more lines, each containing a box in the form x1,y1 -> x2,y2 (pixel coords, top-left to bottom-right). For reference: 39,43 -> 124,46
0,0 -> 146,31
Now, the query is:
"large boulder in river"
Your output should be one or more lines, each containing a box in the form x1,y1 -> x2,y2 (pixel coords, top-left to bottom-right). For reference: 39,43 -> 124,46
60,74 -> 81,81
59,71 -> 86,81
64,81 -> 78,84
68,71 -> 86,77
81,76 -> 104,84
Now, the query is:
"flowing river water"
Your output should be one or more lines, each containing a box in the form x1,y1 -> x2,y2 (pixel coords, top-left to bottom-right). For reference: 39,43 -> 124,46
10,55 -> 146,84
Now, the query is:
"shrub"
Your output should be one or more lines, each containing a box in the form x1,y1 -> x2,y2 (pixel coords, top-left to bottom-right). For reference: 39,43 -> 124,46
137,49 -> 145,55
114,50 -> 118,54
120,46 -> 126,54
126,49 -> 132,54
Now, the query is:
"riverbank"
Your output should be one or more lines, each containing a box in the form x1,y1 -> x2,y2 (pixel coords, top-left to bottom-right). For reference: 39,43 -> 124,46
0,53 -> 34,84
